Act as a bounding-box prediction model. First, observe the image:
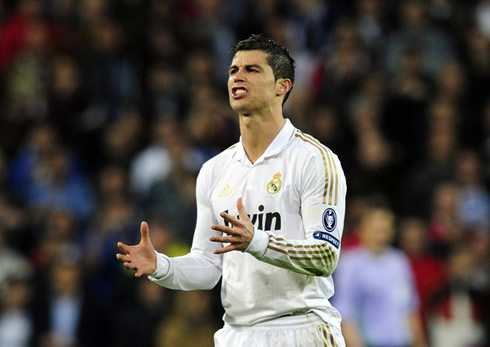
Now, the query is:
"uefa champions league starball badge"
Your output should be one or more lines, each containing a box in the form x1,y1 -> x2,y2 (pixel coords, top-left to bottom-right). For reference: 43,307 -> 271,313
322,208 -> 337,232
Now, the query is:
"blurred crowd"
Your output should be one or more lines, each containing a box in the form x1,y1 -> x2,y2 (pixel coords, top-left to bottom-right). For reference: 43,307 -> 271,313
0,0 -> 488,346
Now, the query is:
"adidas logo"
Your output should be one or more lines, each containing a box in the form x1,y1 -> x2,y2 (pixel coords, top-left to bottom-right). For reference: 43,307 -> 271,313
218,184 -> 232,197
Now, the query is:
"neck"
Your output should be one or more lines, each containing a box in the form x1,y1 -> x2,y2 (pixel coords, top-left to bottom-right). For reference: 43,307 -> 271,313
361,235 -> 387,255
239,112 -> 285,164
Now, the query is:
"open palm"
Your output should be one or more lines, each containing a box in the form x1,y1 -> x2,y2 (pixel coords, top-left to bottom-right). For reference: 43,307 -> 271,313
116,221 -> 157,277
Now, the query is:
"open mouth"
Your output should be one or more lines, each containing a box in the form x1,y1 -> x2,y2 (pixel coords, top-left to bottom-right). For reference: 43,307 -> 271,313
232,87 -> 248,98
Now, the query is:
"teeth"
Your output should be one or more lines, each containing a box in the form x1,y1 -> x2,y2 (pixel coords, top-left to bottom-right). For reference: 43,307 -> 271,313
235,89 -> 246,95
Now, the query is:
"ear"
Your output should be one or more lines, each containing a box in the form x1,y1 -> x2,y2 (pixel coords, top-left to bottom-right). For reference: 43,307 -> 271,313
275,78 -> 292,98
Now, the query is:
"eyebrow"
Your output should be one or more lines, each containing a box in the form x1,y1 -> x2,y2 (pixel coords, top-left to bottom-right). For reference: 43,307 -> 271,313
228,64 -> 263,72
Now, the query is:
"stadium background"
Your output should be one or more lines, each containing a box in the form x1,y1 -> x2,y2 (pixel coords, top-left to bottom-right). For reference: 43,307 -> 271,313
0,0 -> 488,346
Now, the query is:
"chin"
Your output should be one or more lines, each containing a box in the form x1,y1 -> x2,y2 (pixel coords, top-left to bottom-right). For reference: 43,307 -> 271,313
230,102 -> 249,114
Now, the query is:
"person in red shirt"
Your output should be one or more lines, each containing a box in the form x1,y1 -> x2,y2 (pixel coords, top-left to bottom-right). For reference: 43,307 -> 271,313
398,217 -> 447,340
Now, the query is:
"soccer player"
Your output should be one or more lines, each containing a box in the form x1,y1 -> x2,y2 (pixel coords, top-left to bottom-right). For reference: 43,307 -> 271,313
116,34 -> 347,346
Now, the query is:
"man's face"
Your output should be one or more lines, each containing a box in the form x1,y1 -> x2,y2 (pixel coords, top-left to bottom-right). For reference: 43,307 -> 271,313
361,209 -> 395,252
228,50 -> 278,114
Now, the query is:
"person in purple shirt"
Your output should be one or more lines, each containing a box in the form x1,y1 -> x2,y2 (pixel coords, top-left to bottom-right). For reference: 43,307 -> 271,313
332,202 -> 426,347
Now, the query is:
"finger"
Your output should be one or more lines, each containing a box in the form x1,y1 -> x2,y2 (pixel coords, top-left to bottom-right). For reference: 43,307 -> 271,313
219,211 -> 242,227
140,221 -> 151,243
236,197 -> 250,222
210,235 -> 242,243
213,244 -> 241,254
123,261 -> 136,270
117,242 -> 132,254
116,253 -> 130,262
211,223 -> 240,235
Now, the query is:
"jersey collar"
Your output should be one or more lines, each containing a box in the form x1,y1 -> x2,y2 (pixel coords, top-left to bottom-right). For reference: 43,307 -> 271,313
233,118 -> 295,164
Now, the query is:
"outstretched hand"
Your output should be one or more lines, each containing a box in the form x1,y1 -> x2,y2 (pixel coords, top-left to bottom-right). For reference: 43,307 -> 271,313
116,221 -> 157,277
210,197 -> 255,254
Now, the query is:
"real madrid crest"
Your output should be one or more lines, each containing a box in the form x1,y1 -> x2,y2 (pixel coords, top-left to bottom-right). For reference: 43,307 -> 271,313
267,172 -> 282,194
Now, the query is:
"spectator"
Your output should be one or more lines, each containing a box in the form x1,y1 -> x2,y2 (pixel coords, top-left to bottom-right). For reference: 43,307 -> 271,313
384,0 -> 454,76
384,45 -> 434,169
400,99 -> 459,218
101,107 -> 143,168
113,279 -> 171,347
314,19 -> 371,109
155,290 -> 220,347
30,245 -> 103,347
29,209 -> 80,269
0,277 -> 33,347
82,18 -> 137,121
398,217 -> 447,340
0,0 -> 59,72
129,116 -> 177,201
83,192 -> 140,304
427,182 -> 464,254
469,232 -> 490,339
146,165 -> 199,245
354,0 -> 389,51
25,144 -> 95,221
143,63 -> 184,118
0,229 -> 32,299
428,246 -> 486,347
454,149 -> 489,233
333,202 -> 425,347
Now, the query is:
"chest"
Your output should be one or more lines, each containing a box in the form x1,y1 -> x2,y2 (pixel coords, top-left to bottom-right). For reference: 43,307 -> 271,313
210,159 -> 301,233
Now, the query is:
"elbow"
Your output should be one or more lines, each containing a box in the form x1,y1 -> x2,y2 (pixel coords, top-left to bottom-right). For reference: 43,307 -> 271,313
317,266 -> 334,277
323,266 -> 335,277
303,248 -> 338,277
195,268 -> 222,290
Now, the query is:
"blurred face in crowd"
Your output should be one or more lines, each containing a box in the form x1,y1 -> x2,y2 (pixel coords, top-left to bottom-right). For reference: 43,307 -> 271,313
398,218 -> 427,256
52,262 -> 81,295
52,55 -> 80,96
432,182 -> 459,216
447,247 -> 475,282
228,50 -> 282,115
360,207 -> 395,254
455,150 -> 482,185
3,280 -> 31,309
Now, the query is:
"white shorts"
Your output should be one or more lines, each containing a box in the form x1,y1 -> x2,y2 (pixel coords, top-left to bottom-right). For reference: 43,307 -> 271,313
214,313 -> 345,347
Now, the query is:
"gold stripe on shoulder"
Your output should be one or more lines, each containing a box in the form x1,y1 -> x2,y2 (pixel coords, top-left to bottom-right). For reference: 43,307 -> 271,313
324,149 -> 335,205
325,150 -> 338,205
226,144 -> 238,151
331,152 -> 339,205
295,132 -> 329,204
302,132 -> 339,206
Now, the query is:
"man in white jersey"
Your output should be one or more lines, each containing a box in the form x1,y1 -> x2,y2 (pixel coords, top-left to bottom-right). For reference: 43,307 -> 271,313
116,34 -> 347,347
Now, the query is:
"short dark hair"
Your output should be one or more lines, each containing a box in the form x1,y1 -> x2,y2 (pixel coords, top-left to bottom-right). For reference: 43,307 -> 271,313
230,34 -> 295,104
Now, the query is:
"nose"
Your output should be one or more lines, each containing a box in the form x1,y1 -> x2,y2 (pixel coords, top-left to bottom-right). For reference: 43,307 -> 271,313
232,68 -> 246,82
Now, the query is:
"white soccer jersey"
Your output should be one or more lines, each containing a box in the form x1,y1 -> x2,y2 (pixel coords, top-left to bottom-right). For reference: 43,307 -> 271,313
149,119 -> 347,328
